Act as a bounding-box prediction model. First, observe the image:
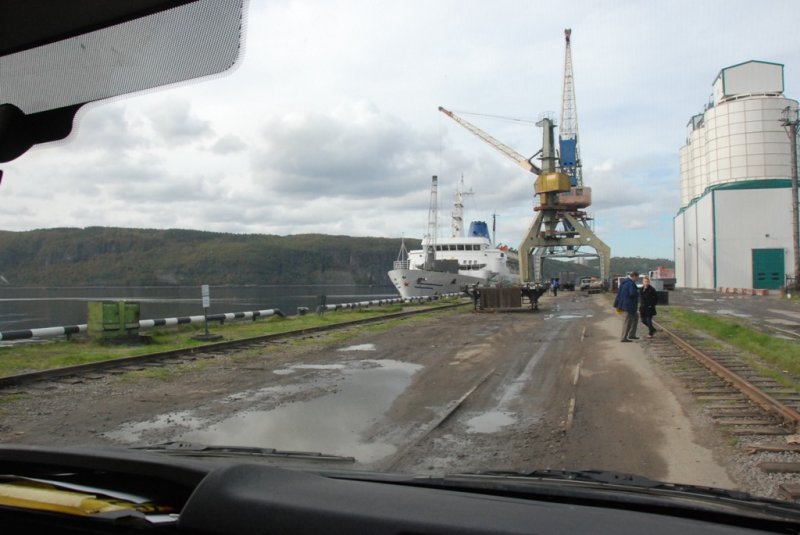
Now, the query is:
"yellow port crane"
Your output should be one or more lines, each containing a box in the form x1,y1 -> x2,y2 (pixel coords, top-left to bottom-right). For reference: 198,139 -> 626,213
438,105 -> 610,284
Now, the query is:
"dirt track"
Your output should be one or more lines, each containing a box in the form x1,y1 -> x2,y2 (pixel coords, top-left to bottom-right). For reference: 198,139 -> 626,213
0,293 -> 734,490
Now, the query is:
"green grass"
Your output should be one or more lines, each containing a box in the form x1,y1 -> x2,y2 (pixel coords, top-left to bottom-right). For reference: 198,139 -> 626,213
725,434 -> 739,448
659,307 -> 800,381
0,300 -> 465,378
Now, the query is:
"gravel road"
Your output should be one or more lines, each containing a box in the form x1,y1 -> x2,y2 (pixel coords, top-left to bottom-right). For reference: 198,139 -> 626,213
0,291 -> 786,499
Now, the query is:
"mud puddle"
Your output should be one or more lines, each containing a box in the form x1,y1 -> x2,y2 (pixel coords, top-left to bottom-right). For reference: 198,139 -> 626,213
466,411 -> 516,433
106,359 -> 421,463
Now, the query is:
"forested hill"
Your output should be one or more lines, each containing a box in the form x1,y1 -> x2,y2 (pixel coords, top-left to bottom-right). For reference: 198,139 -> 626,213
0,228 -> 419,286
0,227 -> 674,287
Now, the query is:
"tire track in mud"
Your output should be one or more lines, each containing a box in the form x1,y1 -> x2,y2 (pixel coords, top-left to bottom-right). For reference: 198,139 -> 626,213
382,296 -> 591,474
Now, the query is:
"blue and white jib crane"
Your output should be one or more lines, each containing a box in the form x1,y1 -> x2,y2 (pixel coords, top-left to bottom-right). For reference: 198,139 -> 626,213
559,28 -> 581,188
438,29 -> 609,283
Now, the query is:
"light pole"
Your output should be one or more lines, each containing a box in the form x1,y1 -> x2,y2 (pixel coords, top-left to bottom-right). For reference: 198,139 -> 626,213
781,105 -> 800,292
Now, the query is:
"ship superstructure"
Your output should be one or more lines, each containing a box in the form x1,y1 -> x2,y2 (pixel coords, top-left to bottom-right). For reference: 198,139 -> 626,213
388,176 -> 518,298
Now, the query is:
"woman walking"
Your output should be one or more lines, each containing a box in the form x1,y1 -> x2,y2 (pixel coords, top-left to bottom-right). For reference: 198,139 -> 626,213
639,276 -> 658,338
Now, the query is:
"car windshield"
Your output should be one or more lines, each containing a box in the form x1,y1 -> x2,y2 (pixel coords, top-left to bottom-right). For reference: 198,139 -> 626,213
2,0 -> 800,511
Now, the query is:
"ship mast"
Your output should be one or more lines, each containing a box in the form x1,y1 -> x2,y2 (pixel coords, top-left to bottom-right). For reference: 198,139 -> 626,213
450,174 -> 474,237
424,175 -> 438,270
451,177 -> 463,238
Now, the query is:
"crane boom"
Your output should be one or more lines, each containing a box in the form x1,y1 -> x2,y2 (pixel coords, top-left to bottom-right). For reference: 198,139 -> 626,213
438,30 -> 608,285
559,27 -> 582,187
438,106 -> 541,175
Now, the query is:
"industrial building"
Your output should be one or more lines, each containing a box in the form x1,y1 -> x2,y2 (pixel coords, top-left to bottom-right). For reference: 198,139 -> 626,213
674,60 -> 798,290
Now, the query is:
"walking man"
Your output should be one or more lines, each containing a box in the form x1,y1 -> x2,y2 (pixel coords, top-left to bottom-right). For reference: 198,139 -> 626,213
639,276 -> 658,338
614,271 -> 640,342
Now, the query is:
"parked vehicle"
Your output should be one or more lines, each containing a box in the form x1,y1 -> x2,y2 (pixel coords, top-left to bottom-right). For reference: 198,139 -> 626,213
649,266 -> 677,290
558,271 -> 576,291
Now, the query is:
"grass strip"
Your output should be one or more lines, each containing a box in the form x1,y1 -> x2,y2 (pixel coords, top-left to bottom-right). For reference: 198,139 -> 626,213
659,307 -> 800,380
0,300 -> 464,378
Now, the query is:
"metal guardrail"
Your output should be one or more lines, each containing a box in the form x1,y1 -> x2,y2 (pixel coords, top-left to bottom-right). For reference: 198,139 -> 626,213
0,301 -> 470,389
0,309 -> 284,343
0,324 -> 87,342
138,309 -> 284,329
0,294 -> 462,343
315,294 -> 461,313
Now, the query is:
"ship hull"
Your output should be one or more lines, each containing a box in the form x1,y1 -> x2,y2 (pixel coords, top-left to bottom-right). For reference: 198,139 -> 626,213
388,268 -> 483,299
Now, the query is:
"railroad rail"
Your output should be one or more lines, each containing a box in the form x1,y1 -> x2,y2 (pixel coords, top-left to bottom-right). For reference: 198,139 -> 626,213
651,319 -> 800,500
657,323 -> 800,428
0,301 -> 469,390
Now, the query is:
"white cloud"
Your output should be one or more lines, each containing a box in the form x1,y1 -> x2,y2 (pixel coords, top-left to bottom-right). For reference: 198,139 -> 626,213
209,135 -> 246,154
2,0 -> 799,261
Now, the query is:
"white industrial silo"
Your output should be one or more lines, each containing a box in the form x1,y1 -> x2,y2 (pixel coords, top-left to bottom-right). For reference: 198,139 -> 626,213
675,61 -> 798,291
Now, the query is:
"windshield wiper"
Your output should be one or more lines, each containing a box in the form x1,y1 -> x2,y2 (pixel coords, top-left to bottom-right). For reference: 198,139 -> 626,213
132,442 -> 355,463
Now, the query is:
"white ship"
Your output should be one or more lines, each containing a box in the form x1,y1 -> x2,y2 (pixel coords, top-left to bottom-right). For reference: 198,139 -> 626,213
388,176 -> 519,299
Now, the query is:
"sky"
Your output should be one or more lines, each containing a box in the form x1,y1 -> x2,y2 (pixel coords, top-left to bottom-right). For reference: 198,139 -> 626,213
2,0 -> 800,260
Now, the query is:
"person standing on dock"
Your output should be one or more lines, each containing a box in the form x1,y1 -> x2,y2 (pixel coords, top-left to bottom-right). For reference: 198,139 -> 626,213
639,276 -> 658,338
614,271 -> 640,342
470,284 -> 481,310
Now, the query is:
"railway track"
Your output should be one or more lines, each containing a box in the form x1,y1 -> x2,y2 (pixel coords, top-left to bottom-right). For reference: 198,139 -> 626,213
650,319 -> 800,501
0,302 -> 468,391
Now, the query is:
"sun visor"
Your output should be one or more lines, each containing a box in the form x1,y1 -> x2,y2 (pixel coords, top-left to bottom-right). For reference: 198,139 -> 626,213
0,0 -> 244,115
0,0 -> 244,162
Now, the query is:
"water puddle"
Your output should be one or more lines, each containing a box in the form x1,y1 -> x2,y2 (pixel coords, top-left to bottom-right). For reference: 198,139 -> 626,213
272,364 -> 345,375
107,359 -> 421,464
106,411 -> 204,439
473,330 -> 495,337
765,318 -> 800,327
337,344 -> 376,351
466,411 -> 516,433
768,308 -> 800,320
544,313 -> 592,320
715,309 -> 751,318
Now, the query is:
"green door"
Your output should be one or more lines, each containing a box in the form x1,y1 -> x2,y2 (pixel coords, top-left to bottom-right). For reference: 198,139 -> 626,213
752,248 -> 785,289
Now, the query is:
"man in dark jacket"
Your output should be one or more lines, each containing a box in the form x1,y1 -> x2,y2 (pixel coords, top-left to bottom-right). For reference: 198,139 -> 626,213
639,276 -> 658,338
613,271 -> 640,342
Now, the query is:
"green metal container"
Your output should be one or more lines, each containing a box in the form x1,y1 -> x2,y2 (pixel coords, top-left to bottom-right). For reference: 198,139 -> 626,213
87,301 -> 140,340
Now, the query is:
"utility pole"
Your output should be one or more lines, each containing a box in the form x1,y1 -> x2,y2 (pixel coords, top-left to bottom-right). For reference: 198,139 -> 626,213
781,105 -> 800,291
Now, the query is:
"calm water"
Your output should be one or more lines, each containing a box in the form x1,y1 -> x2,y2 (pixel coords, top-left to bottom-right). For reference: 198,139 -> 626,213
0,285 -> 397,331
